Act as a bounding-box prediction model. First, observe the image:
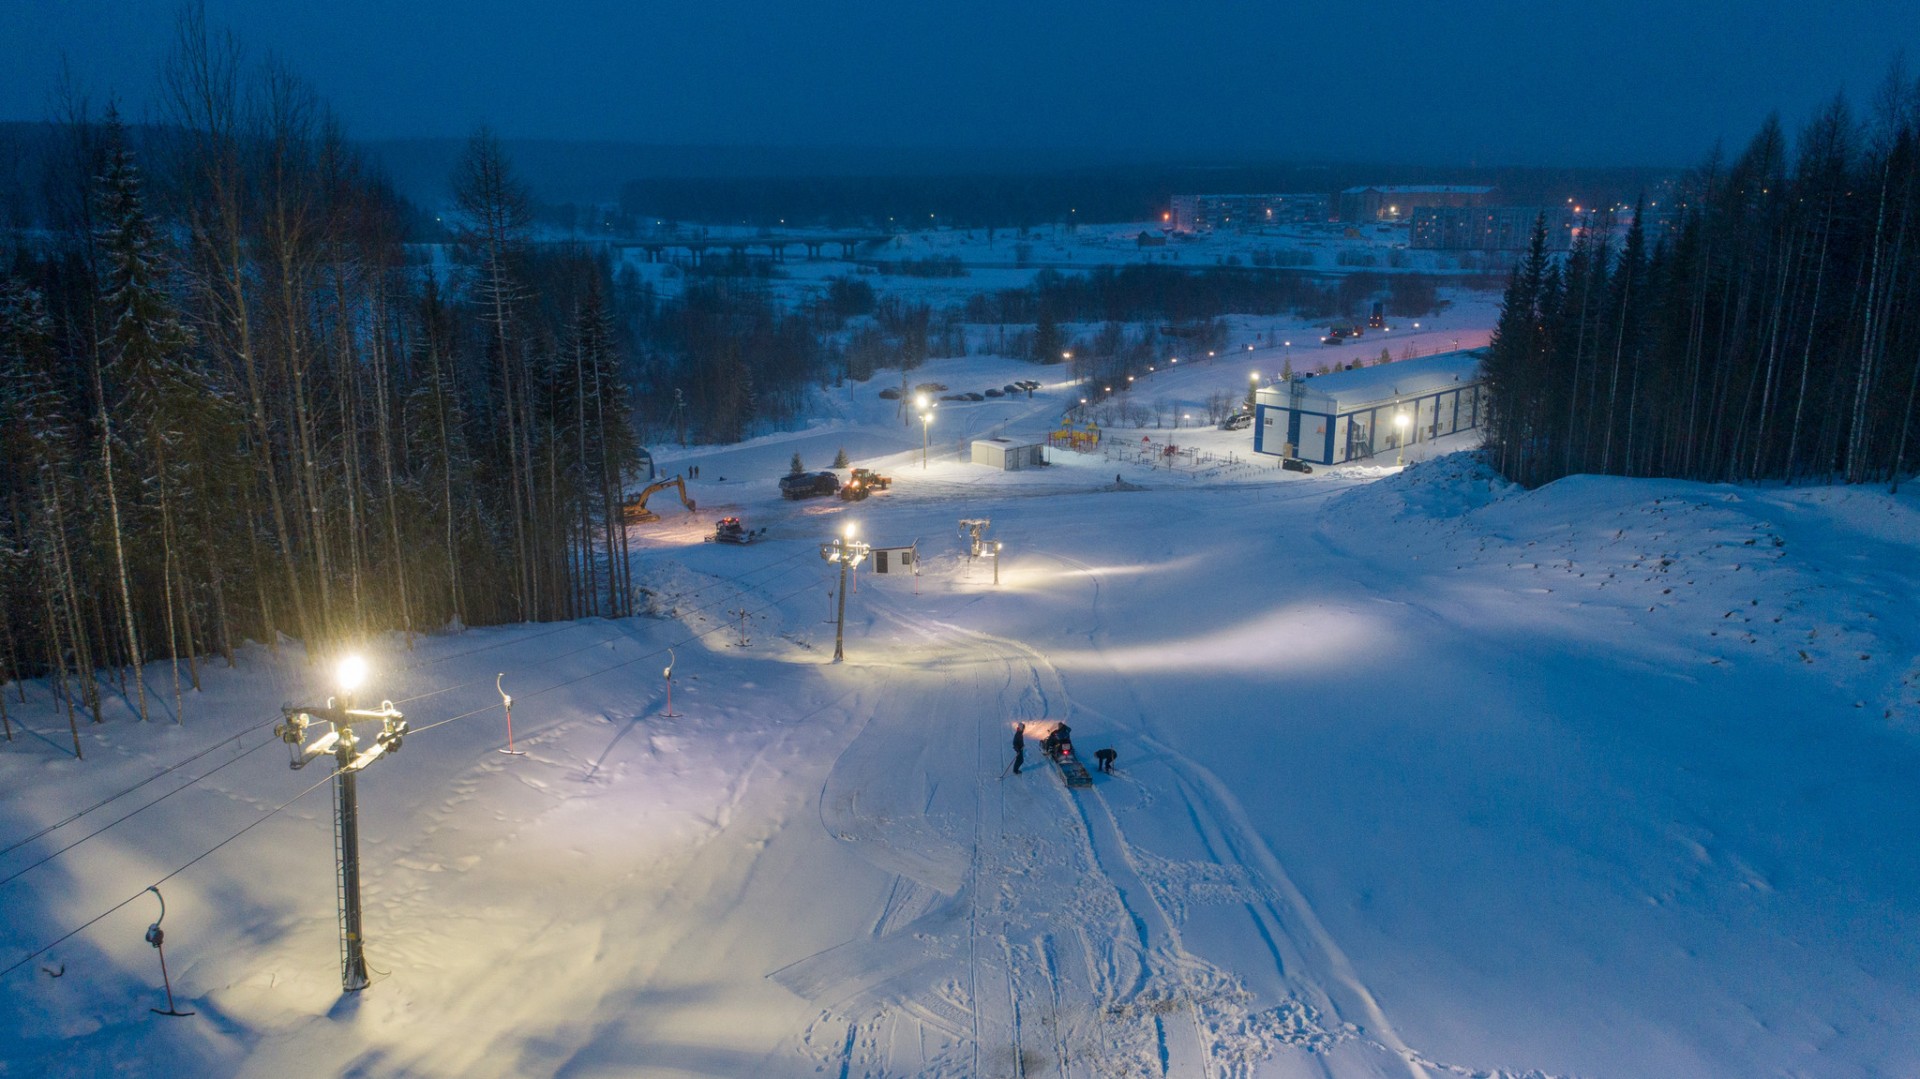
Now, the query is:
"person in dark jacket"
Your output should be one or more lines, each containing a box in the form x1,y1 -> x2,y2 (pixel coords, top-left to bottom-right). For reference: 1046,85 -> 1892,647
1043,723 -> 1073,761
1094,747 -> 1117,774
1011,724 -> 1026,775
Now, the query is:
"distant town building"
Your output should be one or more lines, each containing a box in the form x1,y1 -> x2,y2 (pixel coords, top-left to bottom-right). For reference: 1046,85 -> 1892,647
1169,193 -> 1332,233
1410,206 -> 1576,252
1338,185 -> 1494,222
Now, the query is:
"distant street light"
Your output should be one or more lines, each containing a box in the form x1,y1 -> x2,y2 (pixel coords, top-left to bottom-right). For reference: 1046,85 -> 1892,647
919,402 -> 935,469
1395,410 -> 1411,467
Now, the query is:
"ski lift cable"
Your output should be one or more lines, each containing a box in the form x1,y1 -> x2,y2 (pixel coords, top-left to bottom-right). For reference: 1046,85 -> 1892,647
0,719 -> 280,859
0,551 -> 836,977
390,545 -> 820,707
0,767 -> 339,981
0,736 -> 278,889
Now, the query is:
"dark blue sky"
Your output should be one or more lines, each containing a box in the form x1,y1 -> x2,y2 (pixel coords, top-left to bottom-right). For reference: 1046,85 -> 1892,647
5,0 -> 1914,166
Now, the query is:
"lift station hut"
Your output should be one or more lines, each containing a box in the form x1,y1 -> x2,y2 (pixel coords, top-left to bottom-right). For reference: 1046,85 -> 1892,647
1252,349 -> 1487,466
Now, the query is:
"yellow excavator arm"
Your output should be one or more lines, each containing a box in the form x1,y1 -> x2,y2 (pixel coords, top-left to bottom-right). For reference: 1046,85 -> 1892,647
622,476 -> 696,523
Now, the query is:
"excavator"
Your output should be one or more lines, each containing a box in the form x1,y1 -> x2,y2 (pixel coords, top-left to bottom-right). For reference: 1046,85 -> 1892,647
621,475 -> 696,523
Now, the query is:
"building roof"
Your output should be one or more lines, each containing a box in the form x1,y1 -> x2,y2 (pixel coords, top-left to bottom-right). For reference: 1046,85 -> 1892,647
1340,185 -> 1496,195
1259,349 -> 1484,415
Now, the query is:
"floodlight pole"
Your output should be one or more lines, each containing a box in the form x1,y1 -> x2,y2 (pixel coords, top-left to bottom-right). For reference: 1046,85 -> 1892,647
277,688 -> 407,995
332,725 -> 369,993
834,543 -> 851,662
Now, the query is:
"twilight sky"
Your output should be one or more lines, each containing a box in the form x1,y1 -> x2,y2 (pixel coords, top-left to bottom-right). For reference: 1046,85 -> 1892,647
3,0 -> 1914,166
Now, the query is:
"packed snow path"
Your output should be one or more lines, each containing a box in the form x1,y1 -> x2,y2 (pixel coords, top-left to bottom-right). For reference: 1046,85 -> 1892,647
4,449 -> 1920,1078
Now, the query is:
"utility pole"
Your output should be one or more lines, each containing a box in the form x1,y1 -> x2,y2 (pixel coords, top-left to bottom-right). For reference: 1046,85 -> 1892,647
275,656 -> 408,994
820,526 -> 871,662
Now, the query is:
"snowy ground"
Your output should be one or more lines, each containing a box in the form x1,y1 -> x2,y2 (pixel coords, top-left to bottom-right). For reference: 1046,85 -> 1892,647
5,352 -> 1920,1078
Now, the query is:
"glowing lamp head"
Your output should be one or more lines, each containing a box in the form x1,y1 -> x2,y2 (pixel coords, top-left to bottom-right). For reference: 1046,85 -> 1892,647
1395,412 -> 1411,429
843,523 -> 857,540
336,654 -> 368,693
916,393 -> 927,408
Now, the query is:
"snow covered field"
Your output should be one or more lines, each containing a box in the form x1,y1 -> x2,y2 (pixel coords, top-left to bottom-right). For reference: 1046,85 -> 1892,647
5,354 -> 1920,1078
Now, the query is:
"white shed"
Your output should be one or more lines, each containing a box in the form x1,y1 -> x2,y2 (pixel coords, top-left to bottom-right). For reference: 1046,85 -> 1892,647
971,437 -> 1047,470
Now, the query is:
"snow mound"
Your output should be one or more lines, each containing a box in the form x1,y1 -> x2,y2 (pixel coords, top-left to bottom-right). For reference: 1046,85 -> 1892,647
1321,451 -> 1516,532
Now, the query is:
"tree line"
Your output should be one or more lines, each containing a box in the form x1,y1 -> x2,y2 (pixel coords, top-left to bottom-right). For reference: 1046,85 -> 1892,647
0,14 -> 648,746
1482,69 -> 1920,489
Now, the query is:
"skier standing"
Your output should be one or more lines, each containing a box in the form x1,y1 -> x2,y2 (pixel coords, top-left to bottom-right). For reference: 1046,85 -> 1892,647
1011,724 -> 1026,775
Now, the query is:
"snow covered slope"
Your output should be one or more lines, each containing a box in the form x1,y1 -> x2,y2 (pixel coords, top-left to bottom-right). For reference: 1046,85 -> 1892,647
4,397 -> 1919,1077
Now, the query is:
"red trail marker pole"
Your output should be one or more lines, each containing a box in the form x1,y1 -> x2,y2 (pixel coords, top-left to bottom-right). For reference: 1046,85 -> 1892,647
497,673 -> 525,755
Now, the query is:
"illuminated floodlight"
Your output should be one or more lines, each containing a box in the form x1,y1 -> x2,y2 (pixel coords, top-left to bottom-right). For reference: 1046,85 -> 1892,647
337,655 -> 368,693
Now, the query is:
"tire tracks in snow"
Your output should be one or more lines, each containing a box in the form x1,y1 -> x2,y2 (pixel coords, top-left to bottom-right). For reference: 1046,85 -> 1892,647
1043,550 -> 1433,1079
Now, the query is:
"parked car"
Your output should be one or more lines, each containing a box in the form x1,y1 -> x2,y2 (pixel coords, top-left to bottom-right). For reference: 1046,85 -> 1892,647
985,388 -> 1004,397
1220,412 -> 1253,431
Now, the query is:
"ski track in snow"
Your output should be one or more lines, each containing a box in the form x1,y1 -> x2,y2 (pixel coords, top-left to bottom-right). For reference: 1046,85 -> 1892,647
770,549 -> 1541,1079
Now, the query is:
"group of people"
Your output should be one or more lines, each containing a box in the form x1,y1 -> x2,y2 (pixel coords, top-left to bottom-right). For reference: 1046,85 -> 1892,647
1010,722 -> 1116,776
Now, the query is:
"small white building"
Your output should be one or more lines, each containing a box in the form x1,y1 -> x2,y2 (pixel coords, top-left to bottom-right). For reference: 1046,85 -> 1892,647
971,437 -> 1047,470
1253,350 -> 1486,466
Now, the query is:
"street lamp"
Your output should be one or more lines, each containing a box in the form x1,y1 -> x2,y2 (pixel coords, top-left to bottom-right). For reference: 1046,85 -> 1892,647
918,399 -> 935,469
821,524 -> 870,662
1394,410 -> 1411,466
275,655 -> 408,994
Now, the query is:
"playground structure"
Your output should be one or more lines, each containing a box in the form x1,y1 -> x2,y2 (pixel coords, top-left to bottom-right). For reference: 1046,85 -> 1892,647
1049,421 -> 1102,453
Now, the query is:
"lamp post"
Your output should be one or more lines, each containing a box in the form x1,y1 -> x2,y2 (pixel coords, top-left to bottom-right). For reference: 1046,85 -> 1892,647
821,524 -> 870,662
274,654 -> 408,994
917,395 -> 934,469
1395,409 -> 1411,466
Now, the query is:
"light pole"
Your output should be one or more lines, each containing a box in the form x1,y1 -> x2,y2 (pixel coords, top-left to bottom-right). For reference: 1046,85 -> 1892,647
275,654 -> 408,994
1395,409 -> 1411,466
821,524 -> 870,662
917,396 -> 934,469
